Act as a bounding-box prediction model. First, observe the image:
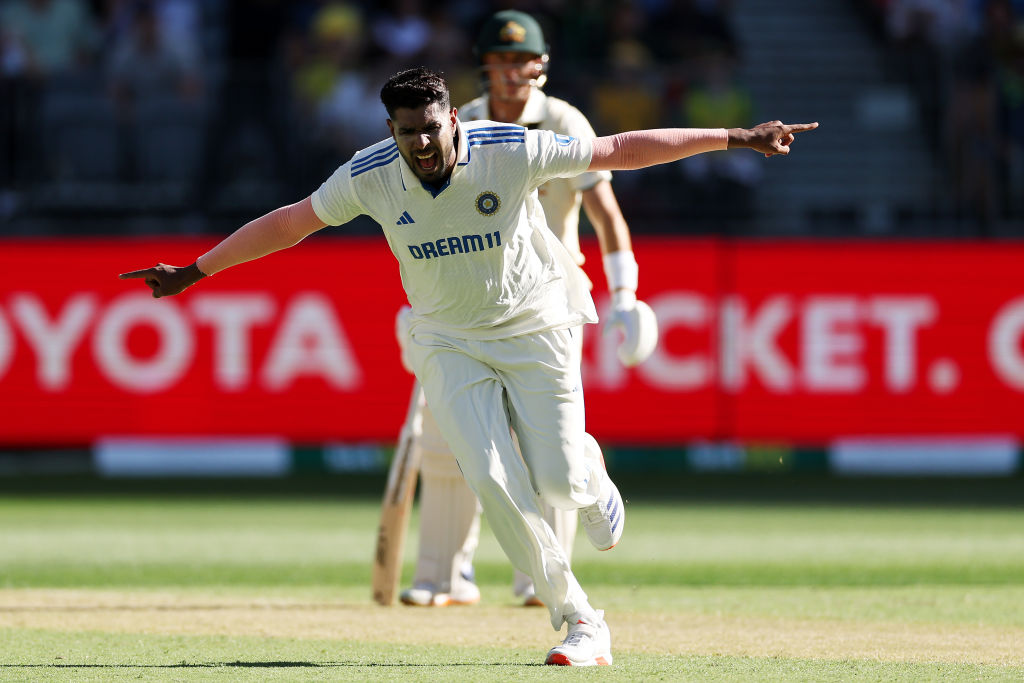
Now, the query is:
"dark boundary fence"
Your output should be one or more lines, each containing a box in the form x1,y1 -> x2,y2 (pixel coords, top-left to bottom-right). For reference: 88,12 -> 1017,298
2,471 -> 1022,507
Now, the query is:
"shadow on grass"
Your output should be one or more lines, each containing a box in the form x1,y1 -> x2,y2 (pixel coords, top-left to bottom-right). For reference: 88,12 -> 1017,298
0,603 -> 364,612
3,661 -> 545,668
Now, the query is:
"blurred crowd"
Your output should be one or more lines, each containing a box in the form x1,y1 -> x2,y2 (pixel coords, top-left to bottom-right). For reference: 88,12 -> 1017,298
0,0 -> 754,235
859,0 -> 1024,233
0,0 -> 1021,237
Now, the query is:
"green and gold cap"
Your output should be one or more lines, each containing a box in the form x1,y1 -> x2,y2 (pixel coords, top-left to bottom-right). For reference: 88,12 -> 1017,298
475,10 -> 547,58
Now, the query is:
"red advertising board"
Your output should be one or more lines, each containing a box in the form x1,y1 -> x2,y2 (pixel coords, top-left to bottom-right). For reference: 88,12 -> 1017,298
0,238 -> 1022,445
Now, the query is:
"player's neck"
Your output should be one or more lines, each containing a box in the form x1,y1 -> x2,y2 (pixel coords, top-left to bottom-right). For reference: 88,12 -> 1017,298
489,97 -> 527,125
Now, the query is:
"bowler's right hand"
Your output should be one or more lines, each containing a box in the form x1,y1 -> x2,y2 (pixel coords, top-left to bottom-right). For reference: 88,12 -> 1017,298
119,262 -> 206,298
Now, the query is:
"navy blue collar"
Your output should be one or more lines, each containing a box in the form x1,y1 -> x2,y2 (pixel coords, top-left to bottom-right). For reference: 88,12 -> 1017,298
420,176 -> 451,198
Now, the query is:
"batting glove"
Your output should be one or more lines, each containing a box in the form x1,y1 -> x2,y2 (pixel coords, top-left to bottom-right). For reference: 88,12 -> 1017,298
604,289 -> 658,367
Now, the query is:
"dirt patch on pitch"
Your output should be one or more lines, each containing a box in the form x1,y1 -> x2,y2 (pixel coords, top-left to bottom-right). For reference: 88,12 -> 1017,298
1,589 -> 1022,666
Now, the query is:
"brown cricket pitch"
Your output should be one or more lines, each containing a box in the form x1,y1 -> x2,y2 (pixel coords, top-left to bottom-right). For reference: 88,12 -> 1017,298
2,588 -> 1022,666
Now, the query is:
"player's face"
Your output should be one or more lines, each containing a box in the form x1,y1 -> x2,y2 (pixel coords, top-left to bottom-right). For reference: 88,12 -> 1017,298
483,52 -> 544,104
388,102 -> 458,184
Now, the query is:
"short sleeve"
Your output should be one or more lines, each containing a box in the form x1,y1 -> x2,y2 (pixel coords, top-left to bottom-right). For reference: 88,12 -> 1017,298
556,106 -> 613,193
311,161 -> 365,226
526,129 -> 593,189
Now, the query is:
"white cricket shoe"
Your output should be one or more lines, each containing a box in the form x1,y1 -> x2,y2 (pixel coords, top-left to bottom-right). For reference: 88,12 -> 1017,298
399,580 -> 480,607
544,610 -> 612,666
578,440 -> 624,551
516,584 -> 545,607
513,576 -> 545,607
522,592 -> 545,607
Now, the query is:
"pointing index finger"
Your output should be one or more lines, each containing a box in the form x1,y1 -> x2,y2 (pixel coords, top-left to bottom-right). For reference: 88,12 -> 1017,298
785,122 -> 819,134
119,269 -> 154,279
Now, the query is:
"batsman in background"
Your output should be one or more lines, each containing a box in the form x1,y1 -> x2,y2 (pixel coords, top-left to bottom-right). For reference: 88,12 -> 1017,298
396,10 -> 658,609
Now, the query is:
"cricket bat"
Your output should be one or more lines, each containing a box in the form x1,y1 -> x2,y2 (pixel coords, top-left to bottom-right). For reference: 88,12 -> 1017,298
372,381 -> 425,606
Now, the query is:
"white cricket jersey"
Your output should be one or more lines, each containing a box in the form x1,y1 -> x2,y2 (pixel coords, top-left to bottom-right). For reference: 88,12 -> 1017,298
460,89 -> 613,266
311,118 -> 598,340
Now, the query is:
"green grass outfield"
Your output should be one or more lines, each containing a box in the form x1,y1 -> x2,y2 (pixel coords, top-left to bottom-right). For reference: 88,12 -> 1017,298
1,477 -> 1023,681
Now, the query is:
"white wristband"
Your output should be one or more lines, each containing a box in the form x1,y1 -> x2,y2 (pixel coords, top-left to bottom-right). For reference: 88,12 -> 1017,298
603,250 -> 638,293
612,289 -> 637,308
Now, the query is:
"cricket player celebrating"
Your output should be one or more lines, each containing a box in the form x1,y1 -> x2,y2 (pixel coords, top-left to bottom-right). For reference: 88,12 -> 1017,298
121,66 -> 816,665
397,10 -> 657,611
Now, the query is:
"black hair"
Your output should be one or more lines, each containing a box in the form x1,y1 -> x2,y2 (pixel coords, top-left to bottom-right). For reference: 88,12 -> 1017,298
380,67 -> 451,118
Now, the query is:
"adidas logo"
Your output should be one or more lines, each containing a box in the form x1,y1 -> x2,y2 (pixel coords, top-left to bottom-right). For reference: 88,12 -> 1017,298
395,211 -> 415,225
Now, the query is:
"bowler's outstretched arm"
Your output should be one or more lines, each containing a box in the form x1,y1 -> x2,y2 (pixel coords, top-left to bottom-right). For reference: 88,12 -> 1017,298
118,196 -> 326,298
588,121 -> 819,172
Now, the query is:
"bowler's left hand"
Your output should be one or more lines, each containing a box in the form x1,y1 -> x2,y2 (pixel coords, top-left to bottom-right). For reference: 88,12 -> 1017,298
731,121 -> 819,157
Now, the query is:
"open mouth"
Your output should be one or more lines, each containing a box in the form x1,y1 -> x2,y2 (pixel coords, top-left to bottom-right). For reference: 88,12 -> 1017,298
415,150 -> 438,174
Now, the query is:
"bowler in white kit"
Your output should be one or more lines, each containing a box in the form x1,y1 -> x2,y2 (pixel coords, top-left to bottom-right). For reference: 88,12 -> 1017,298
397,10 -> 659,611
120,66 -> 817,666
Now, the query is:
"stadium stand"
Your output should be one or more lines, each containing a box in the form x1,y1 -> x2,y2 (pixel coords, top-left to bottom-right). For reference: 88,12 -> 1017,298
0,0 -> 1020,237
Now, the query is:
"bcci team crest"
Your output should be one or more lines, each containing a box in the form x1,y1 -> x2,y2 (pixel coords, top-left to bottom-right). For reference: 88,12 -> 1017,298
476,191 -> 501,216
499,21 -> 527,44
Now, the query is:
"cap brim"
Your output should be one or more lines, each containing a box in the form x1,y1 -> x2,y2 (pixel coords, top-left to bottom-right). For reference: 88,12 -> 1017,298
482,45 -> 544,56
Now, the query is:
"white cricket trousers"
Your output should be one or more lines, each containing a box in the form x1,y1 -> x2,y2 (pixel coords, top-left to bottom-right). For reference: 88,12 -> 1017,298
408,325 -> 599,630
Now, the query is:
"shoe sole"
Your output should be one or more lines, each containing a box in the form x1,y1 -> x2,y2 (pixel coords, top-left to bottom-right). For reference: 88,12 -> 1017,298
399,595 -> 480,607
585,446 -> 623,552
544,652 -> 612,666
587,491 -> 623,551
522,596 -> 545,607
